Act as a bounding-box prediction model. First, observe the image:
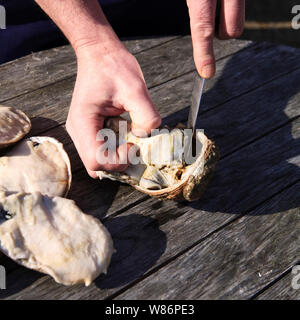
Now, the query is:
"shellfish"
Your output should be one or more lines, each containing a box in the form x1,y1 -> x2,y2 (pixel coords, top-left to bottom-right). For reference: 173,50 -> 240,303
97,117 -> 219,201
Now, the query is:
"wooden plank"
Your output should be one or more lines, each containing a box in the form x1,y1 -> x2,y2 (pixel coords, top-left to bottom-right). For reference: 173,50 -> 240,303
255,269 -> 300,300
1,38 -> 298,298
137,37 -> 252,89
157,42 -> 300,124
0,36 -> 180,102
3,56 -> 297,290
0,38 -> 252,139
0,36 -> 247,103
36,64 -> 300,224
3,119 -> 299,300
68,169 -> 148,219
5,41 -> 299,147
116,182 -> 300,300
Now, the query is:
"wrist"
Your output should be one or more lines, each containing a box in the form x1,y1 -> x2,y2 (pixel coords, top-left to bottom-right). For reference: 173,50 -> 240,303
74,36 -> 129,65
75,38 -> 134,72
73,23 -> 125,55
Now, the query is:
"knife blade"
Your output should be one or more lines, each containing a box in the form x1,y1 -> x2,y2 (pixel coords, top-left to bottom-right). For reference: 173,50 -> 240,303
186,0 -> 220,130
187,74 -> 205,131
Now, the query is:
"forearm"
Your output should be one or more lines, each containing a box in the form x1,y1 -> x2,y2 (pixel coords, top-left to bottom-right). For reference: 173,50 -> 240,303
34,0 -> 124,55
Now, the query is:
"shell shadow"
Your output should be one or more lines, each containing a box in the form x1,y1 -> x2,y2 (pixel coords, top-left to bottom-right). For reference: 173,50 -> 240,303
0,254 -> 43,299
95,214 -> 166,289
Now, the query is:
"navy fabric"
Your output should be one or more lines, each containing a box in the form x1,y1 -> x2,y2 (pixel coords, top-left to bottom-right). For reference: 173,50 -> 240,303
0,0 -> 190,64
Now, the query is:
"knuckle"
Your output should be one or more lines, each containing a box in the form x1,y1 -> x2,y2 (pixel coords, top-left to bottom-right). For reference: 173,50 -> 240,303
191,21 -> 215,40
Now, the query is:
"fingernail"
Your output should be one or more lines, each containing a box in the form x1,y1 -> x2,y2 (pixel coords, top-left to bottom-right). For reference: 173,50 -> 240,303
201,64 -> 215,78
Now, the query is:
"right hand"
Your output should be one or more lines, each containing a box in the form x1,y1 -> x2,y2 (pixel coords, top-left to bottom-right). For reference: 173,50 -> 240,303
66,43 -> 161,178
187,0 -> 245,78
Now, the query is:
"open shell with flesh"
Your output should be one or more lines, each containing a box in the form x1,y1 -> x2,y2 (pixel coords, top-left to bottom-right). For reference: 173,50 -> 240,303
0,136 -> 72,197
0,105 -> 31,149
0,192 -> 114,286
0,107 -> 114,286
97,117 -> 219,201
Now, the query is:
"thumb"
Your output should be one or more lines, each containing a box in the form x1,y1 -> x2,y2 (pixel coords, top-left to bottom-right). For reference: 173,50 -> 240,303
66,110 -> 131,177
125,84 -> 161,135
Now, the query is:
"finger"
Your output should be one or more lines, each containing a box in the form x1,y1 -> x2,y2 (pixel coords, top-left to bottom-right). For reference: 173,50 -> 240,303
125,83 -> 161,135
218,0 -> 245,39
66,108 -> 130,174
187,0 -> 217,78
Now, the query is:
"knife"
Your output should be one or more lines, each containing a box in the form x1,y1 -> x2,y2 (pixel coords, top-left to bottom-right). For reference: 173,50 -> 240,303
185,74 -> 205,162
186,74 -> 205,132
186,0 -> 220,131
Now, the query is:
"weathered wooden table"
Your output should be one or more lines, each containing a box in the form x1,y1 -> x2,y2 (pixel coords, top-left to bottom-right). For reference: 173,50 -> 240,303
0,36 -> 299,300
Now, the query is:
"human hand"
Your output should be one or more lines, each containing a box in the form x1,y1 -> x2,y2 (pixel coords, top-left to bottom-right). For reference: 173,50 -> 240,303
186,0 -> 245,78
66,44 -> 161,178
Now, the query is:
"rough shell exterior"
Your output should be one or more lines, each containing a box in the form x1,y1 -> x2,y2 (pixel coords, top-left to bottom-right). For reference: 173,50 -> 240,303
0,105 -> 31,149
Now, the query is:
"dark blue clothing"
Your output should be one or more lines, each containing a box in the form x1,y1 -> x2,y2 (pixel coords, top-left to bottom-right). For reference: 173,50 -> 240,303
0,0 -> 189,64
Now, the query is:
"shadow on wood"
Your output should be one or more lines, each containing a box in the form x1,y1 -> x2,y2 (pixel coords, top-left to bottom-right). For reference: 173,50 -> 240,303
163,43 -> 300,215
95,214 -> 166,290
0,266 -> 43,299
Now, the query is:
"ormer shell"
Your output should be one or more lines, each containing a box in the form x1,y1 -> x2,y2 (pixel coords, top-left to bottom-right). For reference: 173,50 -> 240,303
0,105 -> 31,149
97,117 -> 219,201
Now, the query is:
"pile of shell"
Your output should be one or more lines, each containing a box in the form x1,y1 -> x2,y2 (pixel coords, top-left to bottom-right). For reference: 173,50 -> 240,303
0,105 -> 113,286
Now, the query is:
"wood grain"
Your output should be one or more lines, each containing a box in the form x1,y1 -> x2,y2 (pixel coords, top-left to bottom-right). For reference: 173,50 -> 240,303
255,269 -> 300,300
0,38 -> 252,145
0,36 -> 180,102
0,37 -> 248,104
4,41 -> 299,160
0,38 -> 299,300
117,181 -> 300,300
3,118 -> 299,299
